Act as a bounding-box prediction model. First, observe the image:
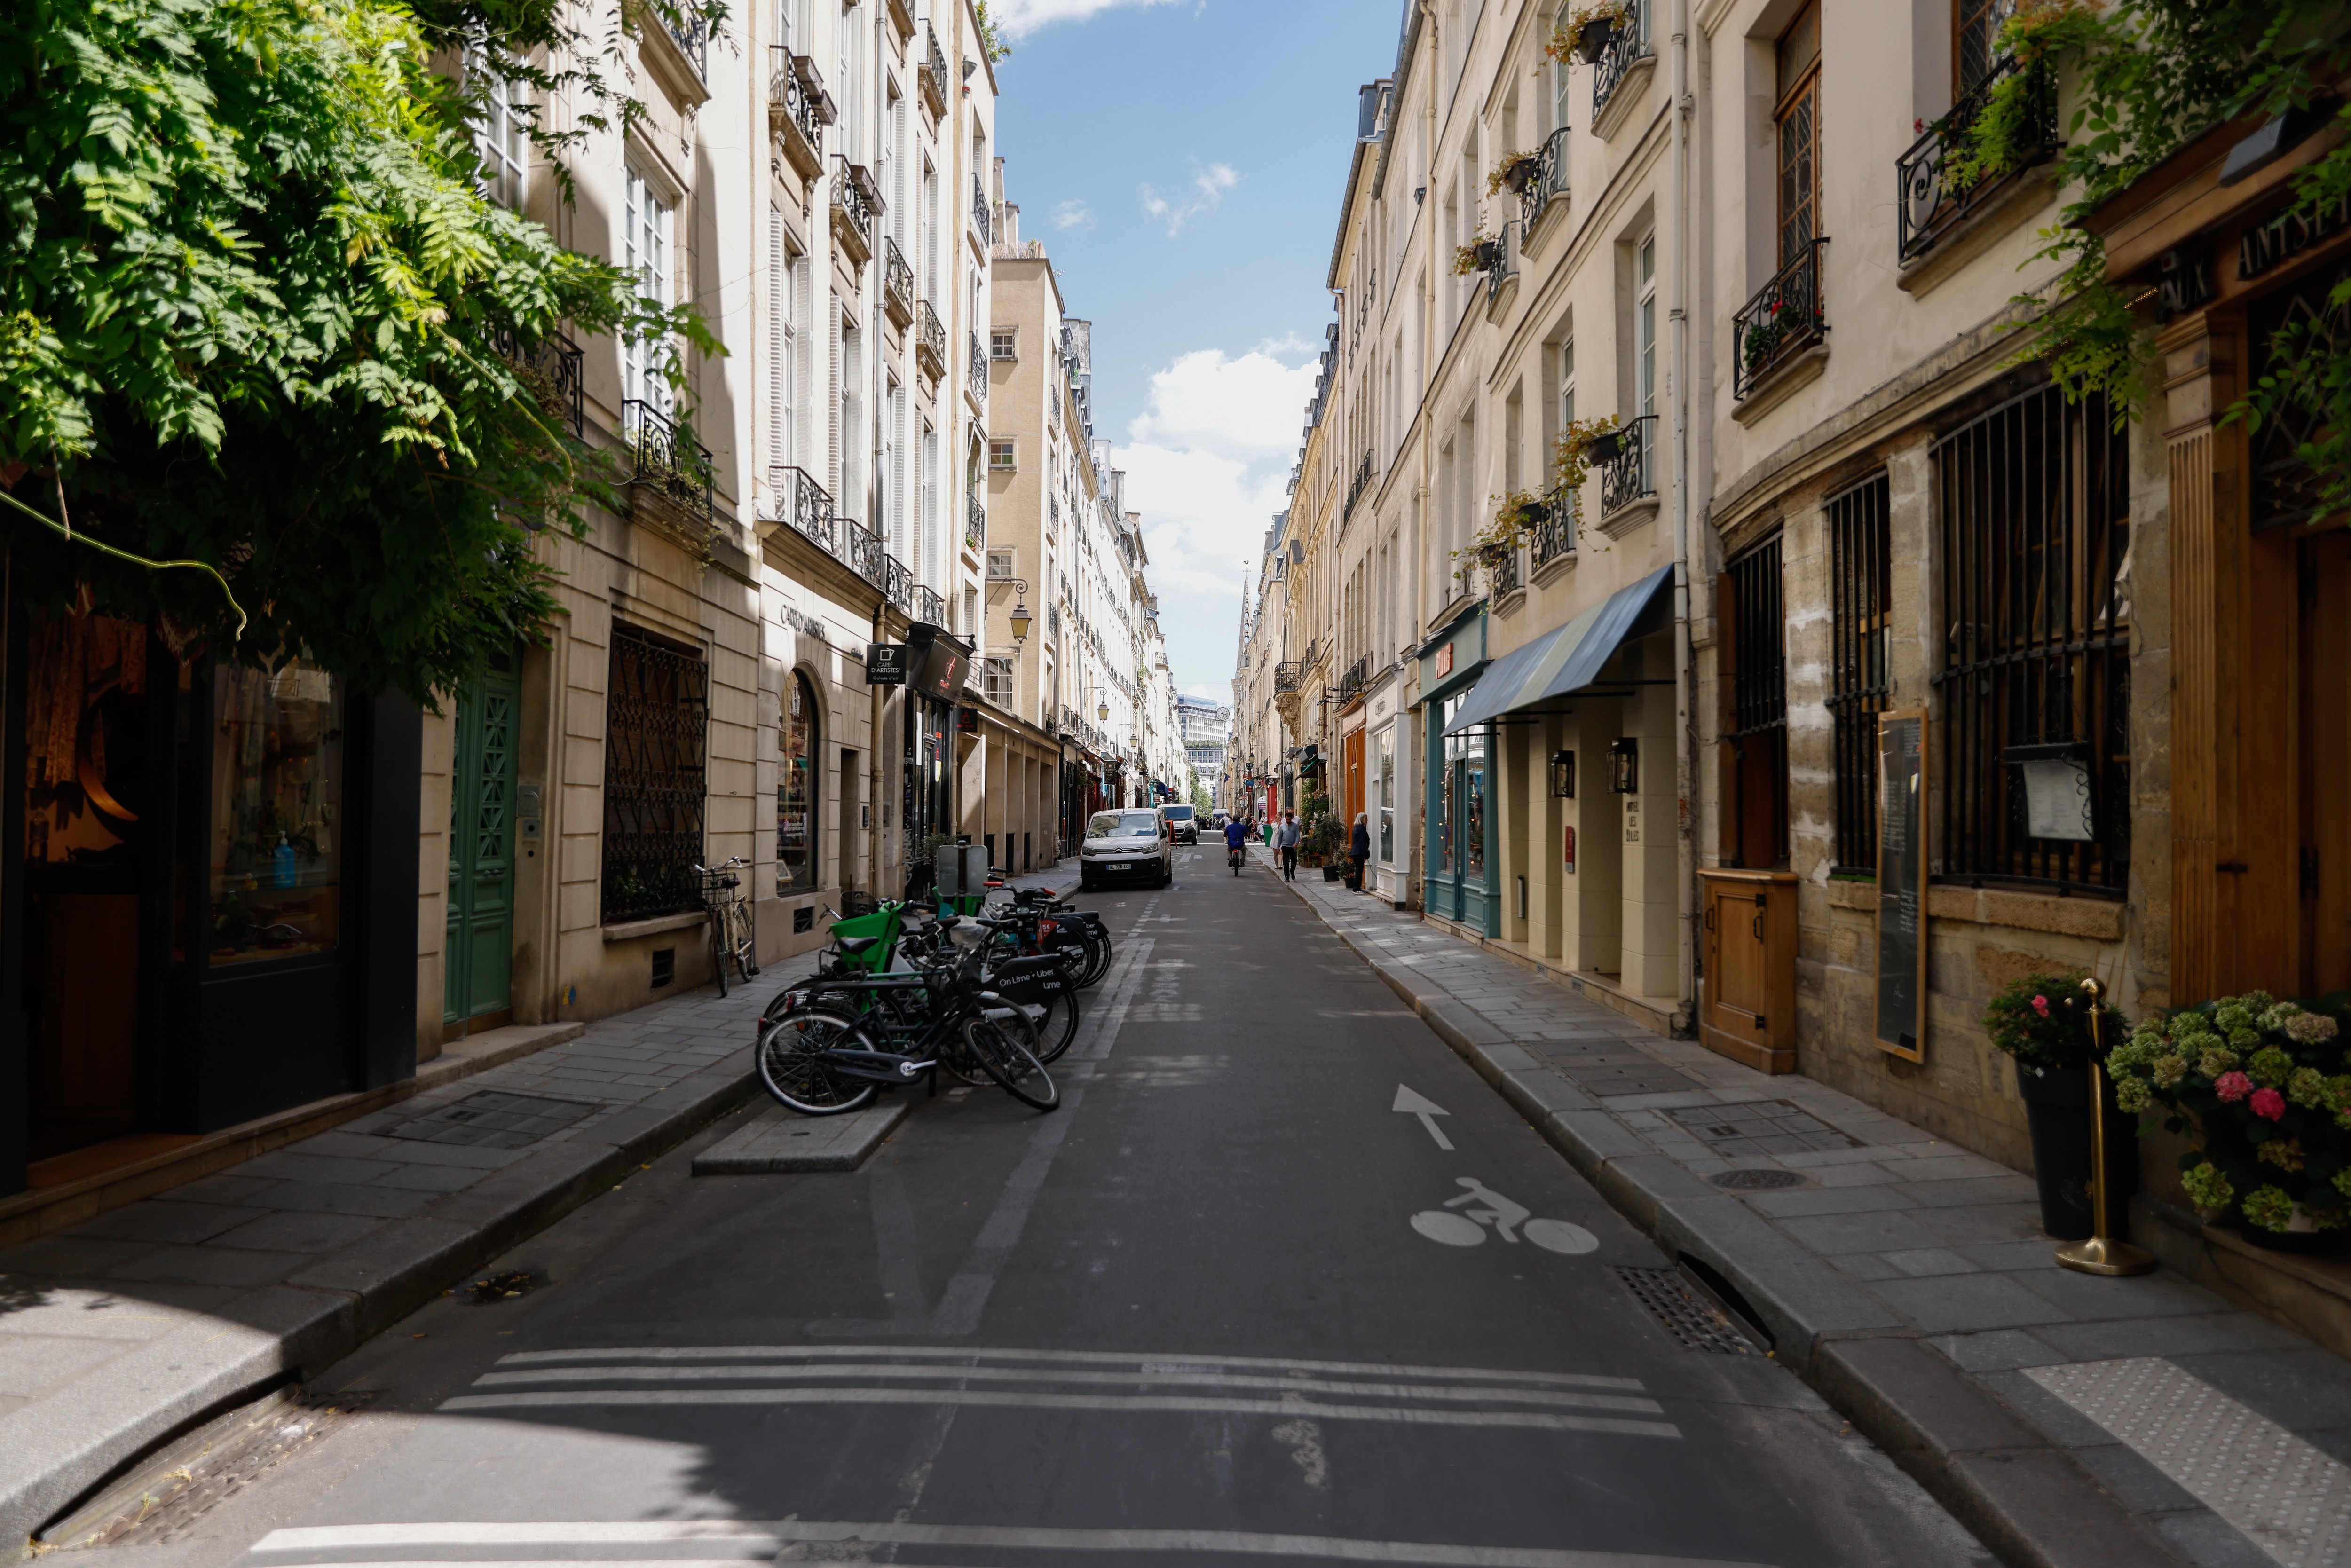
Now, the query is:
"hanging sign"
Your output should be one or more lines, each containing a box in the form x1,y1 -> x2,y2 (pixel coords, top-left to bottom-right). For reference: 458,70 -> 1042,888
864,644 -> 908,686
1874,709 -> 1929,1064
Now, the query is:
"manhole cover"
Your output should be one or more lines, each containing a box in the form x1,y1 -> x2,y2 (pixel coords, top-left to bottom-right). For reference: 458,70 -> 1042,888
1709,1167 -> 1811,1191
1664,1099 -> 1861,1156
1612,1266 -> 1756,1355
387,1090 -> 599,1149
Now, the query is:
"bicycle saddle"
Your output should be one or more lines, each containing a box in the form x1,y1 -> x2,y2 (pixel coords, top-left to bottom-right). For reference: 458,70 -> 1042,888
835,935 -> 882,957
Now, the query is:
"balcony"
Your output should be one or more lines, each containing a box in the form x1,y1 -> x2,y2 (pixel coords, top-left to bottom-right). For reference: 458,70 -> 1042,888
1490,543 -> 1522,599
967,331 -> 988,407
880,551 -> 912,614
1273,662 -> 1302,694
916,299 -> 947,381
1336,655 -> 1371,705
884,0 -> 914,43
771,465 -> 834,552
1531,485 -> 1577,569
831,157 -> 879,270
623,399 -> 715,550
1518,126 -> 1571,232
663,7 -> 707,79
1733,236 -> 1828,402
965,488 -> 985,550
1341,450 -> 1377,522
1596,414 -> 1657,519
919,24 -> 948,116
1897,54 -> 2058,268
766,48 -> 826,183
839,515 -> 881,584
1591,0 -> 1653,132
489,328 -> 584,440
1485,220 -> 1521,313
883,237 -> 915,329
971,178 -> 992,245
916,584 -> 944,627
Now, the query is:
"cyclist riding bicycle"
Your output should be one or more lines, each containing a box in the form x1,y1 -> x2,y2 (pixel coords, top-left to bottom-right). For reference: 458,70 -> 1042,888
1223,814 -> 1248,875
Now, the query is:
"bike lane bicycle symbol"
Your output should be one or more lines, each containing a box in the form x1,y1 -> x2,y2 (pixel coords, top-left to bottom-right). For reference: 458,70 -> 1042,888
1411,1177 -> 1598,1255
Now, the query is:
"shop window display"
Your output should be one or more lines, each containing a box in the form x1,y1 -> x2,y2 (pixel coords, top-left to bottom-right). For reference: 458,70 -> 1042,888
209,658 -> 344,964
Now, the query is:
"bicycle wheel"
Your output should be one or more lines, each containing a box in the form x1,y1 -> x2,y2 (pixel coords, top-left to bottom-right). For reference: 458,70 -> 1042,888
961,1013 -> 1059,1111
730,903 -> 759,983
1028,974 -> 1081,1064
1079,927 -> 1112,988
757,1009 -> 879,1115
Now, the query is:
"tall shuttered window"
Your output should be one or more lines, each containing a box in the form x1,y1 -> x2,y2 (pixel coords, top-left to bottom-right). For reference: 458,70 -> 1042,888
601,623 -> 709,922
1775,1 -> 1820,267
1721,536 -> 1788,868
1932,383 -> 2131,894
1827,475 -> 1891,873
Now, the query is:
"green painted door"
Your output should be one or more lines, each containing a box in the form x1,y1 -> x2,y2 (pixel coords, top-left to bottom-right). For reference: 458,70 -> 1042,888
445,664 -> 519,1027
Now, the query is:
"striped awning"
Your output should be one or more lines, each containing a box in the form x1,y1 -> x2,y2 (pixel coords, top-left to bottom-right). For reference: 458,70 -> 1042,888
1442,566 -> 1673,735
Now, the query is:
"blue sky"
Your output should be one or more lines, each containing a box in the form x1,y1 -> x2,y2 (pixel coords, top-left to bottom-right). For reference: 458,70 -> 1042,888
987,0 -> 1403,703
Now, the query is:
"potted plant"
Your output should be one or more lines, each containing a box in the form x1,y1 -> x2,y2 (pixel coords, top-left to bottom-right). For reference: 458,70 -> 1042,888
1450,235 -> 1500,276
2105,992 -> 2351,1252
1486,150 -> 1540,197
1546,0 -> 1632,65
1552,416 -> 1622,489
1985,971 -> 2133,1240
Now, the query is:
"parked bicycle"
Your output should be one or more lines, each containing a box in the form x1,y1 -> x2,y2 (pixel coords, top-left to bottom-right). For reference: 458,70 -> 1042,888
694,857 -> 757,996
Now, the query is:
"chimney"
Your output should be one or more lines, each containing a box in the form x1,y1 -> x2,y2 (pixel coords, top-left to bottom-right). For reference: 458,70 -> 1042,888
1004,202 -> 1020,246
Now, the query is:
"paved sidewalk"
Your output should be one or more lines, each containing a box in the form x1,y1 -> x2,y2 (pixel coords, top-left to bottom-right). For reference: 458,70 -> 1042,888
1265,848 -> 2351,1568
0,980 -> 772,1558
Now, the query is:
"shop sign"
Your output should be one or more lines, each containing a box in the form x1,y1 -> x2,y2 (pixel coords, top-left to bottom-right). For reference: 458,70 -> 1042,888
1562,824 -> 1576,874
2156,247 -> 2211,321
1435,642 -> 1454,678
2238,195 -> 2351,282
864,643 -> 908,686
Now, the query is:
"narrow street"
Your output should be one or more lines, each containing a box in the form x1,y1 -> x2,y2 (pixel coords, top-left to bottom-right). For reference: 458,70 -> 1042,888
60,853 -> 1987,1568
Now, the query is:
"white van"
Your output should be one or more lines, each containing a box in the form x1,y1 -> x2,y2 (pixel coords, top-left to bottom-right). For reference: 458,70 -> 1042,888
1158,803 -> 1199,845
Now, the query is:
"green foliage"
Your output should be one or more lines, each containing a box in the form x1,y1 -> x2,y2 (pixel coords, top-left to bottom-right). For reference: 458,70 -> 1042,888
1982,969 -> 2124,1072
1992,0 -> 2351,519
0,0 -> 721,704
974,0 -> 1009,64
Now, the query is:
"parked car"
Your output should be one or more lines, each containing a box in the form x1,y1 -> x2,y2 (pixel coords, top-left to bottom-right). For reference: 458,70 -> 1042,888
1079,808 -> 1173,890
1159,803 -> 1199,844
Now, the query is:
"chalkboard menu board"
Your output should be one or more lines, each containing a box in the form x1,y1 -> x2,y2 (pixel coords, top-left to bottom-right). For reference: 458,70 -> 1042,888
1875,709 -> 1928,1063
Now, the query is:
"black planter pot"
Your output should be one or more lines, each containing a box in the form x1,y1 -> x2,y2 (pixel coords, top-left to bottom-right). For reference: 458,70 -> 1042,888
2237,1212 -> 2345,1254
1574,17 -> 1617,63
1321,864 -> 1343,881
2016,1061 -> 2138,1242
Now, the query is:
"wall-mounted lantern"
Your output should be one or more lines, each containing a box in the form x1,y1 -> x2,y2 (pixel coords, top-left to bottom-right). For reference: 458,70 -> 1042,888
1607,737 -> 1640,795
1549,749 -> 1576,799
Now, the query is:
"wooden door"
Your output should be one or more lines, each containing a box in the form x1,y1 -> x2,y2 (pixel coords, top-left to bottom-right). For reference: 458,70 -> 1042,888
1698,868 -> 1798,1073
1344,729 -> 1365,831
2301,532 -> 2351,995
445,663 -> 518,1033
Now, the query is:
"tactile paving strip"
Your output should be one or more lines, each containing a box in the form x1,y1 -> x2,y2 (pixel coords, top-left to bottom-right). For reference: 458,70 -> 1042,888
2027,1357 -> 2351,1567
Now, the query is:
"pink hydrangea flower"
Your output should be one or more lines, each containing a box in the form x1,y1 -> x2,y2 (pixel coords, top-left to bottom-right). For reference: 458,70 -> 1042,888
2030,994 -> 2051,1018
2215,1071 -> 2253,1104
2250,1088 -> 2287,1122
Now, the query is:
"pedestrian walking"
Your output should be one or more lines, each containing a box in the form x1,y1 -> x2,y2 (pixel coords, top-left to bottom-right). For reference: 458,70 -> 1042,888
1348,812 -> 1371,891
1277,811 -> 1301,882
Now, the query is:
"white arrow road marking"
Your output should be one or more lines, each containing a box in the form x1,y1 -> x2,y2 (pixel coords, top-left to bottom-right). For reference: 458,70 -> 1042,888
1393,1084 -> 1454,1150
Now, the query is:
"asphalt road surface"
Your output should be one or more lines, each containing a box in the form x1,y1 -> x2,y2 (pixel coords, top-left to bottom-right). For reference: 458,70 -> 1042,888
61,847 -> 1992,1568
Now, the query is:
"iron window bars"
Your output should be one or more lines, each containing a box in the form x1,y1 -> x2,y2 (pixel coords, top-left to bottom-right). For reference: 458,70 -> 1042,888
1826,473 -> 1891,874
1725,534 -> 1789,869
1896,53 -> 2058,266
622,399 -> 713,523
1931,381 -> 2131,895
883,238 -> 915,319
968,331 -> 989,405
1519,126 -> 1571,229
601,623 -> 709,923
1531,483 -> 1577,567
916,299 -> 947,378
1733,236 -> 1828,401
1490,540 -> 1523,598
965,487 -> 985,548
1599,414 -> 1658,516
832,158 -> 878,252
488,328 -> 584,441
1592,0 -> 1652,122
922,23 -> 949,110
1486,221 -> 1521,307
971,177 -> 992,244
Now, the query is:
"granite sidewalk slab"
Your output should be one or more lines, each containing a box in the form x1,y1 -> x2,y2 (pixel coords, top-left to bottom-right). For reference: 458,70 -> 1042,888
0,980 -> 773,1559
1265,847 -> 2351,1568
693,1100 -> 907,1174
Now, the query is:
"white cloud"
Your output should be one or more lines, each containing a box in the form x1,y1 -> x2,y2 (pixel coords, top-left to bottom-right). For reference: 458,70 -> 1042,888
1139,162 -> 1239,237
1111,347 -> 1320,693
989,0 -> 1178,38
1051,198 -> 1091,229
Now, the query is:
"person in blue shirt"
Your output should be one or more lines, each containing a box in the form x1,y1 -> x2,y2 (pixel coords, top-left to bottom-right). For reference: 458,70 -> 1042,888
1223,814 -> 1249,874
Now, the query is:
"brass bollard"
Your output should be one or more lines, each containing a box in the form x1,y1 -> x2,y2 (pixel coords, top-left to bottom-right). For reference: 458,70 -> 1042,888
2055,976 -> 2156,1277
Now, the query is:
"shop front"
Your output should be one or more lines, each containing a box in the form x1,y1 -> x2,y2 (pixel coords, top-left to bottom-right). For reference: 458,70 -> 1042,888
1419,606 -> 1494,934
4,603 -> 419,1198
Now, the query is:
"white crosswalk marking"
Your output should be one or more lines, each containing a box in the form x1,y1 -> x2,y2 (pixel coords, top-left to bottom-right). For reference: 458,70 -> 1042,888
436,1344 -> 1679,1437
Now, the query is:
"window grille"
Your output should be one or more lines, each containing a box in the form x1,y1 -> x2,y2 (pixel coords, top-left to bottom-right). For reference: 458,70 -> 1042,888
982,657 -> 1014,706
1827,473 -> 1890,874
601,623 -> 709,922
1723,534 -> 1788,868
1932,382 -> 2130,894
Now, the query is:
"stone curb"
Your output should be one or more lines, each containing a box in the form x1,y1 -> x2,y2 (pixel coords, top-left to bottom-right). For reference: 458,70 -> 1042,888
1,1049 -> 757,1559
1267,869 -> 2188,1568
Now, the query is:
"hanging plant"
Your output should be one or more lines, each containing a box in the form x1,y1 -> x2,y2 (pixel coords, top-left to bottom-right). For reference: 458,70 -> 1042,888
1550,415 -> 1624,491
1544,0 -> 1631,65
1449,234 -> 1500,276
1942,0 -> 2098,192
1486,150 -> 1541,197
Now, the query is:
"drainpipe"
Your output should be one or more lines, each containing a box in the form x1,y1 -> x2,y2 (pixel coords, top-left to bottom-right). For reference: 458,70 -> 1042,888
871,600 -> 886,903
1669,0 -> 1697,1024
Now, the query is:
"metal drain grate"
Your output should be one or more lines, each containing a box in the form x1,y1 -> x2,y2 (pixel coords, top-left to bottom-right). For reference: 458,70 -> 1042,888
387,1090 -> 599,1149
1613,1266 -> 1756,1355
1709,1167 -> 1811,1191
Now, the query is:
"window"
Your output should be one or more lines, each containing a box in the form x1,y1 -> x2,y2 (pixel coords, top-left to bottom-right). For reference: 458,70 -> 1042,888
602,623 -> 709,922
1551,1 -> 1573,130
469,52 -> 528,211
1721,535 -> 1788,869
777,672 -> 819,895
768,210 -> 798,474
990,438 -> 1016,470
1956,0 -> 2003,94
987,549 -> 1015,580
991,330 -> 1018,361
1775,0 -> 1821,267
209,656 -> 346,965
1377,727 -> 1395,861
1933,383 -> 2130,893
1635,236 -> 1657,476
1559,336 -> 1577,444
982,657 -> 1014,706
1827,474 -> 1890,873
622,168 -> 675,417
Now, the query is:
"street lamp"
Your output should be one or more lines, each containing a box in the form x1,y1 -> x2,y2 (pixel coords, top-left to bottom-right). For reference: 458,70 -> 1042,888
996,577 -> 1032,649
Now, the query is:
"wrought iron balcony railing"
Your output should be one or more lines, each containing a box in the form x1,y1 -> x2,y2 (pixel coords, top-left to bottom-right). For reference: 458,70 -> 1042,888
1273,662 -> 1302,694
839,516 -> 882,585
832,157 -> 877,259
1733,236 -> 1828,401
1486,220 -> 1520,307
968,331 -> 988,405
1597,414 -> 1657,517
965,487 -> 984,548
971,178 -> 992,244
1531,485 -> 1576,567
1519,126 -> 1571,228
883,237 -> 915,323
766,47 -> 825,175
880,551 -> 912,613
622,399 -> 713,522
921,23 -> 949,113
916,299 -> 947,378
1490,543 -> 1523,597
1897,54 -> 2059,265
662,6 -> 707,78
771,465 -> 835,552
916,584 -> 944,627
1336,655 -> 1371,704
489,328 -> 584,440
1591,0 -> 1651,122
